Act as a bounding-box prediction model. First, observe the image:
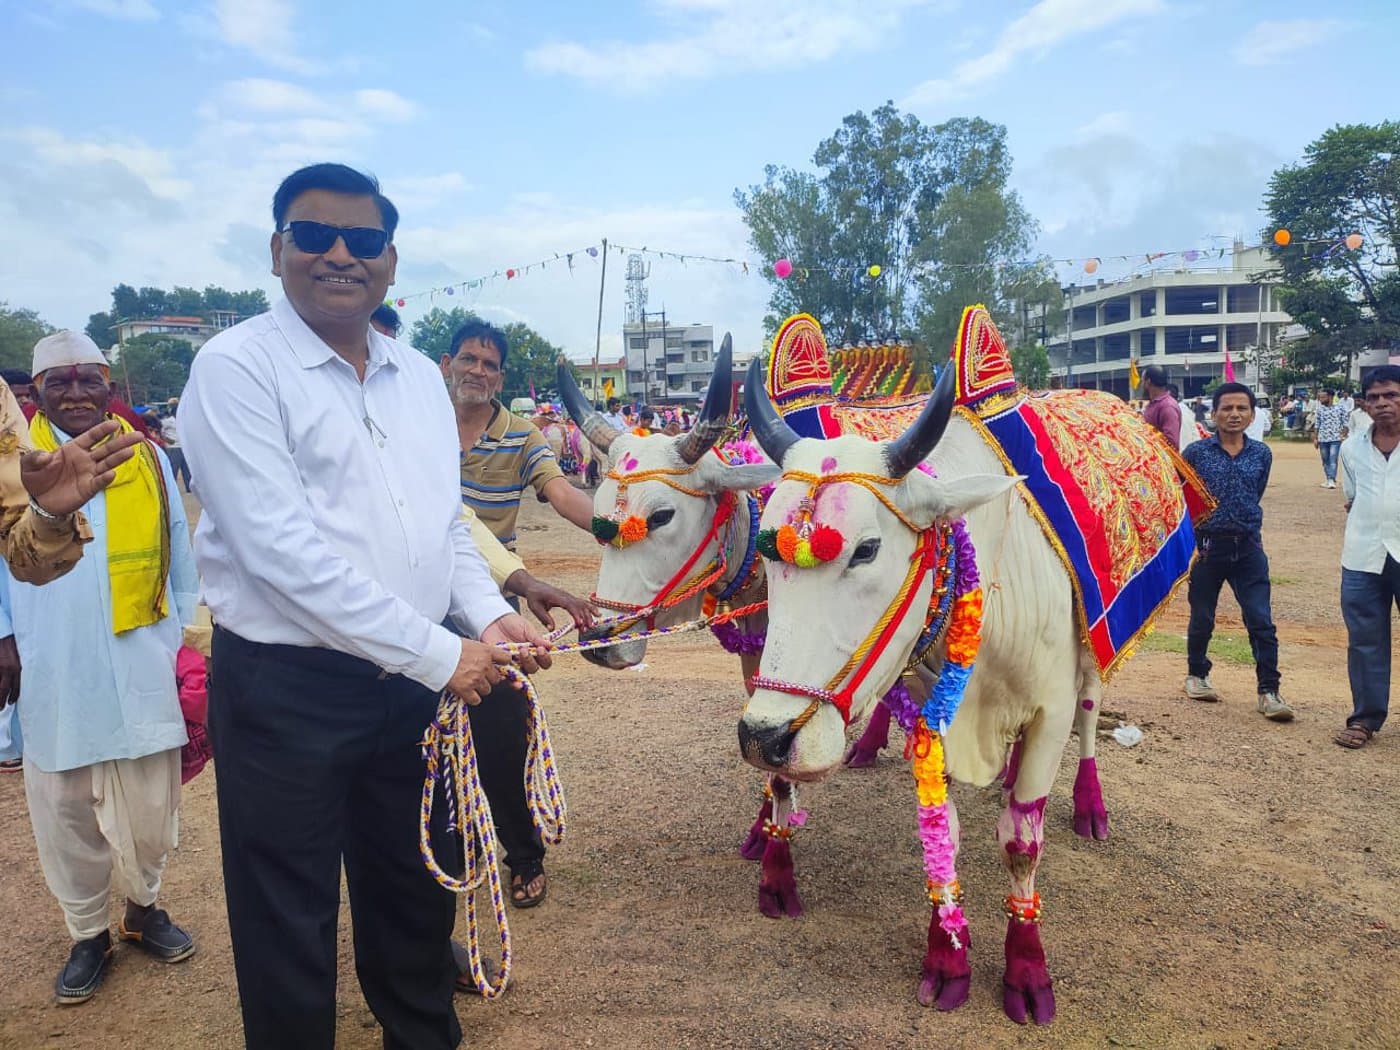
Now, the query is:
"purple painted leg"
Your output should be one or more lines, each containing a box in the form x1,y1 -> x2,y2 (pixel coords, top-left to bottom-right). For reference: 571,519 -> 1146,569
917,913 -> 971,1011
1002,919 -> 1055,1025
842,703 -> 891,768
738,796 -> 772,860
1001,738 -> 1024,793
1071,756 -> 1110,840
757,837 -> 803,918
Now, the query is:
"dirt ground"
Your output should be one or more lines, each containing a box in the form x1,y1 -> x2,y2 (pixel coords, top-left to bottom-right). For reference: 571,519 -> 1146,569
1,438 -> 1397,1049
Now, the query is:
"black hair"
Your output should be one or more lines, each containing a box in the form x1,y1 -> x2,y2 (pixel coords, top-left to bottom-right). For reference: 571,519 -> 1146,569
1362,365 -> 1400,394
371,304 -> 401,335
272,163 -> 399,238
1142,364 -> 1168,389
448,320 -> 509,368
1167,383 -> 1180,399
1211,382 -> 1256,410
0,369 -> 33,386
640,406 -> 655,419
607,397 -> 621,410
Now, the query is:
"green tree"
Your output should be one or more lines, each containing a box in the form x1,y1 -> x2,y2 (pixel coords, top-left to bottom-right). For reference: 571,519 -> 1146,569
408,306 -> 484,361
0,302 -> 55,372
1009,344 -> 1051,389
114,333 -> 195,405
499,322 -> 573,402
86,310 -> 117,349
735,104 -> 1041,365
1264,121 -> 1400,379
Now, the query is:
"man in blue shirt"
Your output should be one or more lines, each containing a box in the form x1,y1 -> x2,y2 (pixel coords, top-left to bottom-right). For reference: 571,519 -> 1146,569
1181,382 -> 1294,721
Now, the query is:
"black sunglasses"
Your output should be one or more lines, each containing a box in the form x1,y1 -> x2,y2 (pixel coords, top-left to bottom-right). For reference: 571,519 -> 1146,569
282,220 -> 389,259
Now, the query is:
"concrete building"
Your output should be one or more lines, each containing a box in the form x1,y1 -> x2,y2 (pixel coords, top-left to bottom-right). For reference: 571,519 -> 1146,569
573,356 -> 629,404
110,311 -> 244,361
622,319 -> 717,405
1046,244 -> 1296,398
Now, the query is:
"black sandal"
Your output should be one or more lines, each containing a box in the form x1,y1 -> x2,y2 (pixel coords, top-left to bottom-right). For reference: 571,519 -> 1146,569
509,861 -> 547,909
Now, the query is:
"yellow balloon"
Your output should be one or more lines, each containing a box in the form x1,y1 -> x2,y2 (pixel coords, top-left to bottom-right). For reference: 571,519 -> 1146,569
868,264 -> 882,278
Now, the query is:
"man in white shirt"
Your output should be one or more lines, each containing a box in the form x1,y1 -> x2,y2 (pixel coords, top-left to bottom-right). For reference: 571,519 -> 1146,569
1336,365 -> 1400,749
179,163 -> 549,1050
1244,403 -> 1272,441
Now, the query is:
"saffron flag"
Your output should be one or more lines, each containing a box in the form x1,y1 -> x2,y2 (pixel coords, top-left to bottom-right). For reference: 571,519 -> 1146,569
1223,347 -> 1235,382
602,377 -> 615,398
1129,358 -> 1141,391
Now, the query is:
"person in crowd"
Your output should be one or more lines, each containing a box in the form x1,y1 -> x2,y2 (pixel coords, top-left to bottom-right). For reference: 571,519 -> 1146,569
179,163 -> 551,1050
1181,382 -> 1293,722
602,396 -> 627,433
662,416 -> 682,437
1191,396 -> 1208,425
1338,389 -> 1355,418
632,407 -> 656,437
441,319 -> 592,911
370,302 -> 401,339
161,400 -> 192,493
1349,395 -> 1373,439
1,369 -> 37,421
1335,366 -> 1400,749
1245,400 -> 1272,440
11,330 -> 198,1004
1141,365 -> 1181,448
0,568 -> 20,773
1310,388 -> 1349,489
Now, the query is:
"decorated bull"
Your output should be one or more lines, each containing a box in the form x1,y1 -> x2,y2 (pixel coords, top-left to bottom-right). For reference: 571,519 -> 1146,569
736,307 -> 1210,1024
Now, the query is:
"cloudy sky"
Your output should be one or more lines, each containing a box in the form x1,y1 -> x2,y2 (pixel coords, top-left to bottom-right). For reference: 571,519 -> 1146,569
2,0 -> 1395,361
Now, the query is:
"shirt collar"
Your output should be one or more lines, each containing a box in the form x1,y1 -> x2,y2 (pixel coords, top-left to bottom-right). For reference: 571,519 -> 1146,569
272,297 -> 395,375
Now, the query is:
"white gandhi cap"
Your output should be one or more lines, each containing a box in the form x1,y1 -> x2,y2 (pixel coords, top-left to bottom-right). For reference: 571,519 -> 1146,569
32,331 -> 109,379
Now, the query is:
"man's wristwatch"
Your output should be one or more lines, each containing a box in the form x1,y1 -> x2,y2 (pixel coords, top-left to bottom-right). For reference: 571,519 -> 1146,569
27,497 -> 72,523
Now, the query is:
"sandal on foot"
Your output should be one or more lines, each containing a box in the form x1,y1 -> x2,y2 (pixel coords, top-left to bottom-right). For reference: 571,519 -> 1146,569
1335,723 -> 1374,749
509,863 -> 547,910
452,939 -> 507,996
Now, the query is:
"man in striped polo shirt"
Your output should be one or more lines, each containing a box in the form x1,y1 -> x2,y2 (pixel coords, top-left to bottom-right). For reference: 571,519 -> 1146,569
442,320 -> 594,909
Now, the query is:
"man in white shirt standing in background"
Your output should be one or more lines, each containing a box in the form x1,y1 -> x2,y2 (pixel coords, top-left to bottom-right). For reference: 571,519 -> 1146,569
1335,365 -> 1400,750
180,163 -> 550,1050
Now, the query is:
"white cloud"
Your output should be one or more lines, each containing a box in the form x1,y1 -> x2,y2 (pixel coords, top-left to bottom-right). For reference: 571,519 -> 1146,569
1075,111 -> 1132,139
7,128 -> 191,199
902,0 -> 1166,111
1232,19 -> 1347,67
220,78 -> 327,115
353,89 -> 419,123
208,0 -> 323,75
526,0 -> 948,92
63,0 -> 159,19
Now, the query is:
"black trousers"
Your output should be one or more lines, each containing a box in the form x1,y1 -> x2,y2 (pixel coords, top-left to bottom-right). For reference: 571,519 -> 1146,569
209,627 -> 461,1050
467,680 -> 544,874
1186,532 -> 1281,692
166,446 -> 192,492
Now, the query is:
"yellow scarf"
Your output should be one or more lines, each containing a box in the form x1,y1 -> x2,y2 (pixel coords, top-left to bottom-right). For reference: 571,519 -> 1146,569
30,413 -> 170,634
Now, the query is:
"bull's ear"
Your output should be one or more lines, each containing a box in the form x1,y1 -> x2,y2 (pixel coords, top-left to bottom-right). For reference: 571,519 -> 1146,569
902,470 -> 1021,527
694,453 -> 781,493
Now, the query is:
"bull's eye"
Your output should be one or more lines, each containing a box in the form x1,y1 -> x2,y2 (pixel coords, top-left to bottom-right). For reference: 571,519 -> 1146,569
647,508 -> 675,529
849,538 -> 881,566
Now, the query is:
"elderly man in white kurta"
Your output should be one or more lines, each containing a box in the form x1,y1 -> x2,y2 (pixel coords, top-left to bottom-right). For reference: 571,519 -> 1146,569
11,332 -> 199,1005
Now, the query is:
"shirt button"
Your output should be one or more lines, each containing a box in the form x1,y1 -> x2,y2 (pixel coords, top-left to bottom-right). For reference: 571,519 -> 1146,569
398,499 -> 405,507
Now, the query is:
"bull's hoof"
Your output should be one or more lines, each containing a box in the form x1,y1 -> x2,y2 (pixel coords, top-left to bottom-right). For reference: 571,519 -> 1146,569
758,837 -> 803,918
1071,756 -> 1110,840
738,823 -> 767,860
1002,979 -> 1056,1025
918,971 -> 970,1011
757,883 -> 804,918
1071,805 -> 1110,840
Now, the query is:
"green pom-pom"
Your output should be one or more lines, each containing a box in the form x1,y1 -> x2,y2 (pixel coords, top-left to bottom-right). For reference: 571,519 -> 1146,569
756,528 -> 781,560
591,516 -> 619,542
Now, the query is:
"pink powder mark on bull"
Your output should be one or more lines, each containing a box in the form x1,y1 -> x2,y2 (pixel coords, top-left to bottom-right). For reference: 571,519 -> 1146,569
1007,795 -> 1047,853
820,455 -> 837,473
621,454 -> 638,472
1081,698 -> 1095,710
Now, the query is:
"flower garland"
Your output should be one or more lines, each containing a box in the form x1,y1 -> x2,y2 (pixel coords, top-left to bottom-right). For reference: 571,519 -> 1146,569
591,514 -> 648,547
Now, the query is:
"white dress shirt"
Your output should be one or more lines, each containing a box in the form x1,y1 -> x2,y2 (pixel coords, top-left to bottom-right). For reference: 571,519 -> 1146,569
1340,430 -> 1400,573
179,298 -> 511,692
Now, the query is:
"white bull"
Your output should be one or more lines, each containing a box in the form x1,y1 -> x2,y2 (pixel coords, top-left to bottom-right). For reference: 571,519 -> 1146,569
737,360 -> 1108,1026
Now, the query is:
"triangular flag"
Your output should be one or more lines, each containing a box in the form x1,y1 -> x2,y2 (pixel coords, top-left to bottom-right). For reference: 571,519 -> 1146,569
1222,348 -> 1235,383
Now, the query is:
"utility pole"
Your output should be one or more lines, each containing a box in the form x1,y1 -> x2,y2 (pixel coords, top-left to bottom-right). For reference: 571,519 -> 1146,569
592,237 -> 608,406
639,308 -> 668,405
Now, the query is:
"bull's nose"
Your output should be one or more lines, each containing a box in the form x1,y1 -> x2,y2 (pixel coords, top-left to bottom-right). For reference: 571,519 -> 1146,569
738,719 -> 796,768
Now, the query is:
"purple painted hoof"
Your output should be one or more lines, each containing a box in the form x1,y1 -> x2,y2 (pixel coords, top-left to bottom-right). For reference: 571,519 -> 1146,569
757,838 -> 803,918
843,705 -> 891,768
841,742 -> 881,768
739,799 -> 772,860
1003,920 -> 1055,1025
1071,757 -> 1110,841
918,913 -> 971,1010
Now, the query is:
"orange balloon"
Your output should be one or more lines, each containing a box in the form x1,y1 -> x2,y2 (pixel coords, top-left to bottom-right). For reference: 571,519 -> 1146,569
1083,258 -> 1099,274
1346,232 -> 1363,250
1273,229 -> 1291,246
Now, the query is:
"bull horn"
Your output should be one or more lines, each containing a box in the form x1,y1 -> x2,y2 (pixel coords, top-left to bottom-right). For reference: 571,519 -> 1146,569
676,333 -> 734,464
557,358 -> 620,453
884,363 -> 956,478
743,355 -> 800,466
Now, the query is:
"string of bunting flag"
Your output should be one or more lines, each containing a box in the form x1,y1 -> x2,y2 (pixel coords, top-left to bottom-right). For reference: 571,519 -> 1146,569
381,231 -> 1365,308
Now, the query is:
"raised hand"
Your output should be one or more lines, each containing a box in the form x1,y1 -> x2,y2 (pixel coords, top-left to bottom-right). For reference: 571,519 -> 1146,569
21,421 -> 144,517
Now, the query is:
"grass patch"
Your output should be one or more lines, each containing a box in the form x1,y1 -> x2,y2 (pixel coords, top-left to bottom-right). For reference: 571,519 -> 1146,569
1270,574 -> 1301,586
1139,631 -> 1255,666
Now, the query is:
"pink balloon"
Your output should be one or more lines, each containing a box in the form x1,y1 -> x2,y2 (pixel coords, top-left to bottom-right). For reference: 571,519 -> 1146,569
774,258 -> 793,278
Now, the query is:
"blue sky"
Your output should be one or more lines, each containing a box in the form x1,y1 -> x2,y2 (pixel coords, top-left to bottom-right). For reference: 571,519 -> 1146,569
2,0 -> 1396,361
